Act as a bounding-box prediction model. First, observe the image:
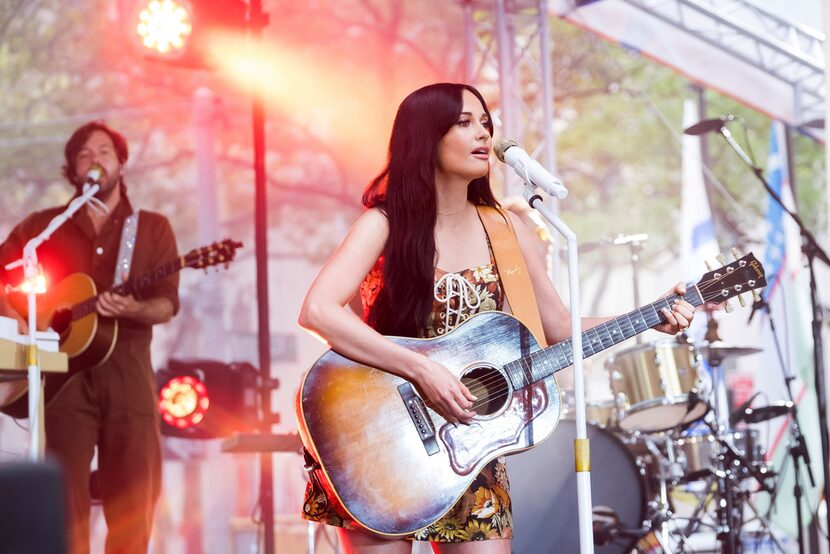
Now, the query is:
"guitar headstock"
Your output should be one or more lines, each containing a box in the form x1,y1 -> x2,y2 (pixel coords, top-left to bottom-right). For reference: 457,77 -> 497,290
694,252 -> 766,307
183,239 -> 243,270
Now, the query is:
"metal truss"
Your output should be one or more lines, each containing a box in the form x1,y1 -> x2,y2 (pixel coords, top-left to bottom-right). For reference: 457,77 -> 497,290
620,0 -> 826,127
461,0 -> 557,198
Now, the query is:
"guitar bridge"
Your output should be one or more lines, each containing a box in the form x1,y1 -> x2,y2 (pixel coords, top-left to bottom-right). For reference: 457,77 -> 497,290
397,382 -> 440,455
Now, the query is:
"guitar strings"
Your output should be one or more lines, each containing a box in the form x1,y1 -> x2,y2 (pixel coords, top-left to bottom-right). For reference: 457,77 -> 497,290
457,273 -> 741,411
375,274 -> 734,429
318,274 -> 741,454
427,293 -> 683,413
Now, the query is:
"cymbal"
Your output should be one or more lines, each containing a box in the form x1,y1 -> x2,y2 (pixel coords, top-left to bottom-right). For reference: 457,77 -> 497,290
698,341 -> 763,360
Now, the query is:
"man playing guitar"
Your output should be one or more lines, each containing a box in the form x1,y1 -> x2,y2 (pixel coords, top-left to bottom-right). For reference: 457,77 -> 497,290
0,121 -> 179,554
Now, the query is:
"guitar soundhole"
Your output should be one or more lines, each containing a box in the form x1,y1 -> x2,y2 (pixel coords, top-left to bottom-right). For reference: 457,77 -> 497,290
461,365 -> 509,417
50,309 -> 72,335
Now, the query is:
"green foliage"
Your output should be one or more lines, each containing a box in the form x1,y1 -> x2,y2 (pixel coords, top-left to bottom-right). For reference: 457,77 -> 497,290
0,1 -> 824,271
547,16 -> 826,271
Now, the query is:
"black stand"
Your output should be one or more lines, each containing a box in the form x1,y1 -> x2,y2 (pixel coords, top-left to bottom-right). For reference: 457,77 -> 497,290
752,296 -> 816,554
714,124 -> 830,546
248,3 -> 276,553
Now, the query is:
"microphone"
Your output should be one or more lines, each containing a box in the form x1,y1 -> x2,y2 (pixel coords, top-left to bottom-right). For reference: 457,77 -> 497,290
84,163 -> 106,186
683,115 -> 736,135
747,292 -> 769,324
729,391 -> 761,426
742,401 -> 794,424
494,139 -> 568,199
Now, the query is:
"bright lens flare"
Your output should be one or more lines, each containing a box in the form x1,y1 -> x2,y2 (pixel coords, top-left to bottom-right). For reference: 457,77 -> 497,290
20,274 -> 46,294
136,0 -> 192,55
159,375 -> 209,429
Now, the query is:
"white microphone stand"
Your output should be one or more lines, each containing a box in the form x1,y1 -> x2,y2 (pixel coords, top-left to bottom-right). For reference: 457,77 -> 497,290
5,184 -> 101,461
519,184 -> 595,554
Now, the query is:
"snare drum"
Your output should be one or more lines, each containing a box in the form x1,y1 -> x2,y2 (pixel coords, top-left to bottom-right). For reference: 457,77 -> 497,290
607,339 -> 709,433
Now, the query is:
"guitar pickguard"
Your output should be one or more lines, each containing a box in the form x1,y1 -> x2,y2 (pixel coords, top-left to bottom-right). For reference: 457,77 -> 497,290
440,381 -> 549,475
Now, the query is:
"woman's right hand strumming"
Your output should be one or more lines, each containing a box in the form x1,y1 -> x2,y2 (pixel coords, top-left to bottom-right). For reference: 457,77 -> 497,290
412,356 -> 477,425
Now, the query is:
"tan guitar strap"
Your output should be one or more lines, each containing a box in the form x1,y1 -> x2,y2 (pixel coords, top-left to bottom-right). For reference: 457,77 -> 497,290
476,205 -> 547,347
114,211 -> 140,286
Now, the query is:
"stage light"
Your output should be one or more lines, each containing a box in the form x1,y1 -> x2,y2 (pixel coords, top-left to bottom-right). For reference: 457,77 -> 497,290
159,375 -> 209,429
136,0 -> 193,56
132,0 -> 248,69
156,359 -> 262,439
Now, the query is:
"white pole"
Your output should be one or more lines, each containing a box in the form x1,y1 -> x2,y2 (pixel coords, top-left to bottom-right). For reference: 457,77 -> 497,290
525,189 -> 594,554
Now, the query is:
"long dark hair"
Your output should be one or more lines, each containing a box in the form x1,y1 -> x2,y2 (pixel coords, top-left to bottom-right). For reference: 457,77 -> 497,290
362,83 -> 498,337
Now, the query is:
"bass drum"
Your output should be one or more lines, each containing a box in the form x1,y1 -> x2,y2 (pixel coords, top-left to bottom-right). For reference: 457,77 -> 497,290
508,420 -> 647,554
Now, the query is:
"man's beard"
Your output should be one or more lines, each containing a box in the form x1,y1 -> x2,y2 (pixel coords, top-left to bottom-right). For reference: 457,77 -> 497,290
93,174 -> 120,203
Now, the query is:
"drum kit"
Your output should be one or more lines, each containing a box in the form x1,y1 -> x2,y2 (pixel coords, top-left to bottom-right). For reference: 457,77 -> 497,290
510,237 -> 793,554
509,327 -> 791,554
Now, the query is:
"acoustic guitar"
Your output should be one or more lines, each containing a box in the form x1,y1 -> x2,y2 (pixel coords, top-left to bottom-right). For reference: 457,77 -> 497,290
0,239 -> 242,417
296,253 -> 766,536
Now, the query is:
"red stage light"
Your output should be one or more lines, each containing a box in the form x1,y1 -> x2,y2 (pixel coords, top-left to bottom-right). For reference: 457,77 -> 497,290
158,375 -> 209,429
136,0 -> 193,56
156,360 -> 262,439
131,0 -> 248,70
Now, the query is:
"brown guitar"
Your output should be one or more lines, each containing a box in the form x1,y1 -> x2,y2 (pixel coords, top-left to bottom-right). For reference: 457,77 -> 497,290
296,254 -> 766,537
0,239 -> 242,418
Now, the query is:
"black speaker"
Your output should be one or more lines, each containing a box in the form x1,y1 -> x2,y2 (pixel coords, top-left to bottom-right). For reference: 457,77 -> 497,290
0,461 -> 66,554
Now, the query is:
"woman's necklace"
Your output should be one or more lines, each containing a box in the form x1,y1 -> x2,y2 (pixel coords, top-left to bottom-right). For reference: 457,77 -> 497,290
437,204 -> 468,216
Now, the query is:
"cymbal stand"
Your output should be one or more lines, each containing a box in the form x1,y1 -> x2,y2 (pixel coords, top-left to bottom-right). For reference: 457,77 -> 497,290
656,441 -> 676,554
614,233 -> 647,344
640,434 -> 683,553
703,315 -> 740,553
676,474 -> 718,553
740,490 -> 789,553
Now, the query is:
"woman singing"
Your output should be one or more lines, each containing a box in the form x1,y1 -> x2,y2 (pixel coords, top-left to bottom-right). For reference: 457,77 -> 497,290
298,82 -> 694,553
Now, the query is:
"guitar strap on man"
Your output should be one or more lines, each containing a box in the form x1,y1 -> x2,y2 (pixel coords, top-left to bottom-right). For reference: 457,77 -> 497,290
114,211 -> 140,286
476,205 -> 547,348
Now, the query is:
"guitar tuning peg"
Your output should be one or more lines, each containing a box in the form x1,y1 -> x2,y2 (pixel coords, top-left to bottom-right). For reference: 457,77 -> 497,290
716,253 -> 726,266
752,289 -> 762,303
723,299 -> 734,313
731,247 -> 743,260
736,293 -> 747,307
704,260 -> 715,271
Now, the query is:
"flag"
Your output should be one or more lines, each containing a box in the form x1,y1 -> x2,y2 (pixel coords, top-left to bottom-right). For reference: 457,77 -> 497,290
753,121 -> 822,540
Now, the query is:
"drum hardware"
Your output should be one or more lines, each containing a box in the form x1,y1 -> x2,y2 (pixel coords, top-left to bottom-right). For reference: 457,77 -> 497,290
644,309 -> 784,553
701,312 -> 755,553
692,322 -> 780,554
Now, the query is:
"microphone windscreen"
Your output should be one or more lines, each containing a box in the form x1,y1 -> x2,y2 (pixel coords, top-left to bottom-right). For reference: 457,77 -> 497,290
494,138 -> 517,162
683,115 -> 733,136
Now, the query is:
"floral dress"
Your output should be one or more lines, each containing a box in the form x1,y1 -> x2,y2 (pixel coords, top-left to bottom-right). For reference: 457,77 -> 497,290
302,242 -> 513,543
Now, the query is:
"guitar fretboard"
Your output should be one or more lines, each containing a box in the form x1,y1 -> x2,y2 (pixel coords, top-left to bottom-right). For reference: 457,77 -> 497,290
503,285 -> 703,390
71,257 -> 185,319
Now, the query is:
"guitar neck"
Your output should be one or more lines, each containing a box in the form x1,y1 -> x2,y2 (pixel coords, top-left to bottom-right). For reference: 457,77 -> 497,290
502,284 -> 703,390
71,257 -> 186,319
